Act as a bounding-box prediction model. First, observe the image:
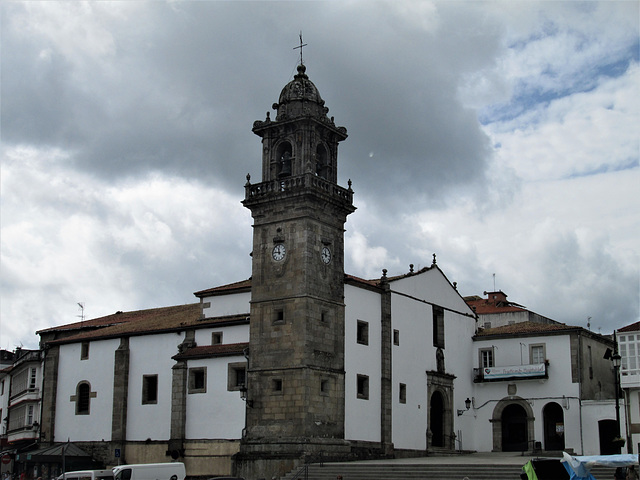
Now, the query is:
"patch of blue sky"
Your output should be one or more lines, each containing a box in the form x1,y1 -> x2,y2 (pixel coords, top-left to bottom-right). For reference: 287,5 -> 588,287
565,158 -> 639,180
478,48 -> 638,127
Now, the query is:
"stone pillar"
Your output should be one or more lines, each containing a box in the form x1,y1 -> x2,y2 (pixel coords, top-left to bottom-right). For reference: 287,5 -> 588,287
380,272 -> 393,455
112,337 -> 130,454
40,345 -> 59,443
168,330 -> 195,457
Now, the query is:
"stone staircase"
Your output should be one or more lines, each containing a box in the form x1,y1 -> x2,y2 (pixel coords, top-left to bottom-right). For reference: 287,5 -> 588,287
281,460 -> 618,480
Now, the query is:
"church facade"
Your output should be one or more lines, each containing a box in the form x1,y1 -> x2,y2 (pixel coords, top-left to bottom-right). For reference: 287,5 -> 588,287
22,63 -> 621,479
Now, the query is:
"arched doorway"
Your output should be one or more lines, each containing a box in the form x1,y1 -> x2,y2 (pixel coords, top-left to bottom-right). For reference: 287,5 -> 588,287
543,402 -> 565,451
430,391 -> 444,447
502,403 -> 528,451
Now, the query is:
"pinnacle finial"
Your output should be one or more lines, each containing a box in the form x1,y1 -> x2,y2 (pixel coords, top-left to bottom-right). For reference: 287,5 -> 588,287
432,253 -> 437,266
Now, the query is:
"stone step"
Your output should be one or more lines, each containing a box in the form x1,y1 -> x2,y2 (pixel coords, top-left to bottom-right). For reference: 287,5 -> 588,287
282,462 -> 618,480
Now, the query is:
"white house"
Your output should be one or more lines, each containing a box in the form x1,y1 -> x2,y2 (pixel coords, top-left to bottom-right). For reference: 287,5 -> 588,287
471,321 -> 620,456
618,321 -> 640,453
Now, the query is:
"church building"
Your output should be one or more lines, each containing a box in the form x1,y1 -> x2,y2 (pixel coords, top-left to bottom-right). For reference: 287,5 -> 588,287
21,61 -> 620,480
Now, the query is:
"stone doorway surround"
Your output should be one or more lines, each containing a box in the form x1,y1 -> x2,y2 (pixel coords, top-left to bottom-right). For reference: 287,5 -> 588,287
426,371 -> 456,451
490,396 -> 535,452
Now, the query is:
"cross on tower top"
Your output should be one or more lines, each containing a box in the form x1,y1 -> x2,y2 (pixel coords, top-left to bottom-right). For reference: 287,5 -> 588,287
293,31 -> 307,65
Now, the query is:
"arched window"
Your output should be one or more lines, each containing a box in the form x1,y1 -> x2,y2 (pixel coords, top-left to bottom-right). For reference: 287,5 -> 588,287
276,142 -> 293,178
315,144 -> 330,179
76,381 -> 92,415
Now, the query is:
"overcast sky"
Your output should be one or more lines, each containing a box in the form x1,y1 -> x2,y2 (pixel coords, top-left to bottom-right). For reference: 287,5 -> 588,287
1,1 -> 638,350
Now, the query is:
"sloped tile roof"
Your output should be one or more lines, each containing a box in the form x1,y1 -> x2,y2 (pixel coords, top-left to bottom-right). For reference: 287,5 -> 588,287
173,342 -> 249,360
465,297 -> 526,315
618,321 -> 640,333
194,278 -> 252,297
40,304 -> 246,344
474,321 -> 580,338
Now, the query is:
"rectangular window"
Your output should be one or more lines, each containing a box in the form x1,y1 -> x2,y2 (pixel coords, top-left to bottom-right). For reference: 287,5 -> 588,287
188,367 -> 207,394
1,379 -> 4,395
357,320 -> 369,345
530,344 -> 545,364
356,374 -> 369,400
227,362 -> 248,391
432,305 -> 445,348
212,332 -> 223,345
142,375 -> 158,404
81,342 -> 90,360
29,368 -> 37,389
272,379 -> 283,393
480,348 -> 494,368
320,379 -> 329,395
399,383 -> 407,404
273,308 -> 285,324
393,329 -> 400,346
27,405 -> 34,425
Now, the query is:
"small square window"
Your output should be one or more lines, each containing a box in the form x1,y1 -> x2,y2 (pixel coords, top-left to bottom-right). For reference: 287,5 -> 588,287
212,332 -> 223,345
227,362 -> 247,391
393,329 -> 400,346
188,367 -> 207,394
320,379 -> 329,395
357,374 -> 369,400
274,308 -> 285,324
142,375 -> 158,405
399,383 -> 407,404
272,378 -> 283,393
357,321 -> 369,345
81,342 -> 90,360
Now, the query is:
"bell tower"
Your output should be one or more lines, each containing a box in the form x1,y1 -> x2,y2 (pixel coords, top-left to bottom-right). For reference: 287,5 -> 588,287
238,63 -> 355,477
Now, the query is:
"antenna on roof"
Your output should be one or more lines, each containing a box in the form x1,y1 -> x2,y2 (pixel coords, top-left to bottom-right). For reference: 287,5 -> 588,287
493,273 -> 496,291
587,316 -> 591,331
77,302 -> 85,324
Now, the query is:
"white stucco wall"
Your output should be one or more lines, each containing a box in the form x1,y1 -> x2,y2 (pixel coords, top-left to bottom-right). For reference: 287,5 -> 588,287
185,356 -> 245,439
344,284 -> 381,442
469,334 -> 583,453
194,324 -> 249,347
127,333 -> 182,441
55,339 -> 119,441
389,269 -> 476,450
202,292 -> 251,318
581,400 -> 624,455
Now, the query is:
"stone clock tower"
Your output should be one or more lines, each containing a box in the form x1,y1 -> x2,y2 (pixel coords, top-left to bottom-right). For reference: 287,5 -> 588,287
238,63 -> 355,478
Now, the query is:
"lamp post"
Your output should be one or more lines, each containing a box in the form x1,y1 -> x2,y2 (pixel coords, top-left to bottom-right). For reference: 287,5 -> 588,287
611,331 -> 625,452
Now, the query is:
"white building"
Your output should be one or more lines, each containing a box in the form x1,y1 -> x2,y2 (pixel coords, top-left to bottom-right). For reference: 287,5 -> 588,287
471,322 -> 619,456
618,321 -> 640,453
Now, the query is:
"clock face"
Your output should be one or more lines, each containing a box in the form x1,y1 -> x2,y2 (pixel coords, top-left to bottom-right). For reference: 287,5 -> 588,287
272,244 -> 286,261
321,246 -> 332,264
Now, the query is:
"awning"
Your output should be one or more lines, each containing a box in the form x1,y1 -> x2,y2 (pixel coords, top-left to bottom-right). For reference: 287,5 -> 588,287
15,444 -> 91,463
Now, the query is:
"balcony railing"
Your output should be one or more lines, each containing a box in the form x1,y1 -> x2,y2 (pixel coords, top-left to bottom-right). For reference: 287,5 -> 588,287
244,173 -> 353,205
474,362 -> 548,383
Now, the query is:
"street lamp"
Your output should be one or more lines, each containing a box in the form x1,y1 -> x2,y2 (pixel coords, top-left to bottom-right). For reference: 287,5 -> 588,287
605,331 -> 625,451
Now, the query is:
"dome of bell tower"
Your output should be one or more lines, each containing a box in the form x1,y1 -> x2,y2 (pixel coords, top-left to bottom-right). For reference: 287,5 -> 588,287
272,64 -> 330,121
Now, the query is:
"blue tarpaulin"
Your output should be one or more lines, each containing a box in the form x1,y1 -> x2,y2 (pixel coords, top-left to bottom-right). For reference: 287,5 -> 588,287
561,452 -> 639,480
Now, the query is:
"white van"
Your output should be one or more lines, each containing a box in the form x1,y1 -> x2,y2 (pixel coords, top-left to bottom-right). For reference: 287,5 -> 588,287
58,470 -> 114,480
112,463 -> 186,480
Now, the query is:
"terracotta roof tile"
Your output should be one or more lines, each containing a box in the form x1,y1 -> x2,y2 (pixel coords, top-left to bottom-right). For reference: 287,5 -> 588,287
174,342 -> 249,360
194,278 -> 252,297
43,304 -> 203,344
618,321 -> 640,333
465,298 -> 526,315
475,321 -> 579,337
